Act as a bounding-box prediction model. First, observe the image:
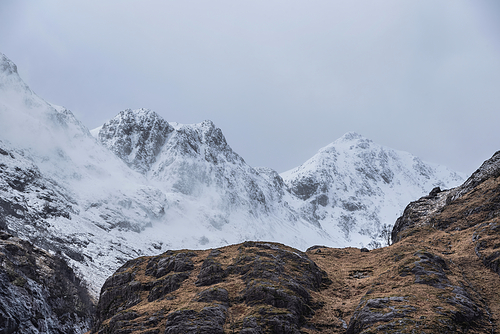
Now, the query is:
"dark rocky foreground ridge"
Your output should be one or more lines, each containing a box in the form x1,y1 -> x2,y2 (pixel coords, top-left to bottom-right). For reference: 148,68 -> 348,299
0,229 -> 94,333
90,151 -> 500,334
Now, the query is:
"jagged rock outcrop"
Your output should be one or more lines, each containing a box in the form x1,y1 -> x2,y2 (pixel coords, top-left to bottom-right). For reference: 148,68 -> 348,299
346,296 -> 417,334
391,186 -> 448,243
392,150 -> 500,243
0,229 -> 94,334
97,108 -> 174,173
91,242 -> 330,333
163,306 -> 227,334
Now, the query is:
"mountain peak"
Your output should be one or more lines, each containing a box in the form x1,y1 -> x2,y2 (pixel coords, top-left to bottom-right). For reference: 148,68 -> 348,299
0,53 -> 30,93
200,119 -> 215,128
317,132 -> 372,155
116,108 -> 161,122
337,131 -> 365,142
0,53 -> 18,76
282,132 -> 465,244
98,108 -> 173,173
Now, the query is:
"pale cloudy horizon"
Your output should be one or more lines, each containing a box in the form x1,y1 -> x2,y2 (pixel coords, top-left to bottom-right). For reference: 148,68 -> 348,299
1,0 -> 500,175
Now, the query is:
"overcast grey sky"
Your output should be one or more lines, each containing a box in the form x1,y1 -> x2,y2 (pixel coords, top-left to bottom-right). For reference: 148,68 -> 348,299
1,0 -> 500,175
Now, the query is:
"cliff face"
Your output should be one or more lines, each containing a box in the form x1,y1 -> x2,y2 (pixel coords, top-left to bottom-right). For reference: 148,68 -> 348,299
97,108 -> 174,174
392,150 -> 500,244
90,152 -> 500,334
0,229 -> 94,334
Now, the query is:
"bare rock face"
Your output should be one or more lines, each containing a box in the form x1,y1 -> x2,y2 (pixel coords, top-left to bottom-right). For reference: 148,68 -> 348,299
475,222 -> 500,277
98,108 -> 174,174
0,229 -> 94,334
91,242 -> 330,334
346,296 -> 418,334
163,306 -> 227,334
391,186 -> 449,243
346,249 -> 488,334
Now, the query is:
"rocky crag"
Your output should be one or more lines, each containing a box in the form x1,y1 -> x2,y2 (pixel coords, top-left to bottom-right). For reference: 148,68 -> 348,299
91,241 -> 330,334
0,228 -> 94,334
91,151 -> 500,333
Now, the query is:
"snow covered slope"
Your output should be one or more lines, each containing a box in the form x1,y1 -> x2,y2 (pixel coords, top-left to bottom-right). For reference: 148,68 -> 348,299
0,53 -> 332,295
281,132 -> 465,247
95,109 -> 336,251
0,53 -> 171,296
0,52 -> 465,296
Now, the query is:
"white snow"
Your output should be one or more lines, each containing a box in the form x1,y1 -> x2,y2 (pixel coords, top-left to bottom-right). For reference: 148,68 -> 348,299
281,131 -> 465,248
0,53 -> 466,297
89,126 -> 102,138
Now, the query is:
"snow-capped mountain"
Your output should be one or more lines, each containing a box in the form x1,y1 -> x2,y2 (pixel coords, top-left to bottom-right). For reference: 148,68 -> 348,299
95,110 -> 465,251
0,53 -> 172,296
281,132 -> 465,247
0,53 -> 332,295
94,109 -> 335,250
93,108 -> 173,174
0,52 -> 465,296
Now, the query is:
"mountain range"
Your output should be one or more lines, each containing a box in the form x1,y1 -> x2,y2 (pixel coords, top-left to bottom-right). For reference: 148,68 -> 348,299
0,52 -> 464,299
91,149 -> 500,333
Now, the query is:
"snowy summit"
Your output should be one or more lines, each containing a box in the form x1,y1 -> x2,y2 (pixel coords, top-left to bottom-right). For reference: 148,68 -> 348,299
0,53 -> 465,296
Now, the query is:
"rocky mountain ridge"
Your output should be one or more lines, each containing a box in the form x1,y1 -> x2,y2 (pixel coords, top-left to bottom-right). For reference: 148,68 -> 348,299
0,229 -> 94,333
91,150 -> 500,333
94,108 -> 465,250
